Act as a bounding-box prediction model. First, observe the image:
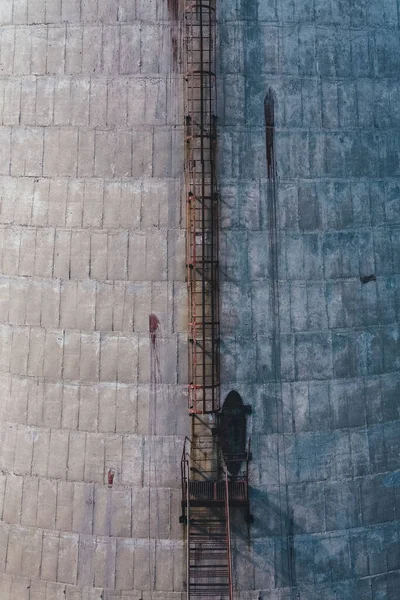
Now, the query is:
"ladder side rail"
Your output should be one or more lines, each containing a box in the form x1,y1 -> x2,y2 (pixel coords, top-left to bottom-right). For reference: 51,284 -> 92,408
198,0 -> 207,414
208,1 -> 216,412
211,118 -> 219,410
186,460 -> 190,600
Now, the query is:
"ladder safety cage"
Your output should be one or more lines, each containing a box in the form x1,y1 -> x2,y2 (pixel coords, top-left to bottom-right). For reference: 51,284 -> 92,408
185,0 -> 220,415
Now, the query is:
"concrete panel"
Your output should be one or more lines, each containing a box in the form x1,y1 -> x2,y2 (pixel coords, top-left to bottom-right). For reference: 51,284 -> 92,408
219,0 -> 400,597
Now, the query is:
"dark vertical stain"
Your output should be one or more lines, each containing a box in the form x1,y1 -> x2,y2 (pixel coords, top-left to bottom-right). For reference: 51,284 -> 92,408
171,35 -> 178,67
149,313 -> 163,422
265,89 -> 297,593
265,89 -> 275,181
265,91 -> 299,598
149,313 -> 161,422
167,0 -> 179,70
286,507 -> 297,594
149,313 -> 162,400
264,89 -> 279,386
168,0 -> 179,20
148,313 -> 162,593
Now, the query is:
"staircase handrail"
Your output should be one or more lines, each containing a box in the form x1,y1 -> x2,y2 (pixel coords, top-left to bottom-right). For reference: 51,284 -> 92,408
224,468 -> 234,600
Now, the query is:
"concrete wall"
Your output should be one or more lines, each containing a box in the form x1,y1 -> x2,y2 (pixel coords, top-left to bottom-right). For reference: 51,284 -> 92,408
1,0 -> 400,598
218,1 -> 400,598
0,1 -> 188,599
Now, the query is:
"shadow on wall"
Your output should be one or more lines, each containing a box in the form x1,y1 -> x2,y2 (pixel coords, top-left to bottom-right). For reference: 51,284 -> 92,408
218,0 -> 296,594
230,487 -> 298,593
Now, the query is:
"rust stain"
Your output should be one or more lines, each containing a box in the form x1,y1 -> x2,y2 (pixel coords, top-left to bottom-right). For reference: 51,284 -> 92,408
107,469 -> 114,488
149,313 -> 160,346
149,313 -> 162,388
149,314 -> 162,435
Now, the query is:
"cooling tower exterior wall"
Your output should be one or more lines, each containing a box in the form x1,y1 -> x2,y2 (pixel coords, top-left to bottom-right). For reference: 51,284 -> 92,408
218,1 -> 400,598
0,0 -> 400,599
0,1 -> 188,599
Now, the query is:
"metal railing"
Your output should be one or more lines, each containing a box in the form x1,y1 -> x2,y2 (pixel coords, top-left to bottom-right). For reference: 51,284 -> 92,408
225,469 -> 233,600
181,437 -> 251,512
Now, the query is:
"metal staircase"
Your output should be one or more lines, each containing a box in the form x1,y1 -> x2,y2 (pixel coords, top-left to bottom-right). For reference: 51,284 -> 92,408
181,438 -> 251,600
188,504 -> 232,598
182,442 -> 234,600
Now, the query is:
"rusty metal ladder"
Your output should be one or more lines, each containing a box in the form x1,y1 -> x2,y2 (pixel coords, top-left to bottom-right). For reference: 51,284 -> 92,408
183,2 -> 234,598
185,0 -> 220,415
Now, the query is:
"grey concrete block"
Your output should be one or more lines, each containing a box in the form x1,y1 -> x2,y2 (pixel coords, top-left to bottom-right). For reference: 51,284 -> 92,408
335,29 -> 352,77
37,478 -> 57,529
367,425 -> 387,473
316,29 -> 336,77
14,428 -> 33,474
362,475 -> 396,526
295,333 -> 332,380
298,27 -> 316,76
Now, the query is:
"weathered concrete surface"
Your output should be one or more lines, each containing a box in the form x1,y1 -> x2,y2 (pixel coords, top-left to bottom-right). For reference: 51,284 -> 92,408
1,0 -> 400,598
218,1 -> 400,599
0,1 -> 188,598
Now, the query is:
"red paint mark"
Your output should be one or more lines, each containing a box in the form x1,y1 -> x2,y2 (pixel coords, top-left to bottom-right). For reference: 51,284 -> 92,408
149,313 -> 162,433
149,313 -> 160,346
107,469 -> 114,488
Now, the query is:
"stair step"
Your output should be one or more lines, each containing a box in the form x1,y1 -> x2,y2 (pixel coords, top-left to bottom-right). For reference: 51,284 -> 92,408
189,543 -> 227,547
189,516 -> 225,519
190,584 -> 229,588
190,544 -> 228,547
190,564 -> 228,568
190,549 -> 228,552
190,537 -> 226,541
190,572 -> 229,576
188,497 -> 231,598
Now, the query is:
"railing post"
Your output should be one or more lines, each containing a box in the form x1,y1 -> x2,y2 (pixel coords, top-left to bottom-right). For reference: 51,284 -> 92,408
186,462 -> 190,600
